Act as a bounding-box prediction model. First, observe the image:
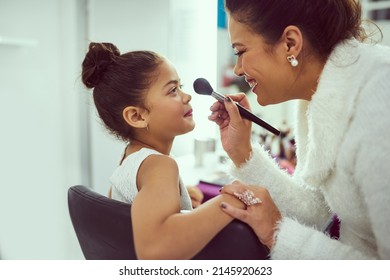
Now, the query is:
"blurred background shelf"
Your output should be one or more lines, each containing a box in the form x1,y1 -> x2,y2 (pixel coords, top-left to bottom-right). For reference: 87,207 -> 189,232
0,36 -> 38,47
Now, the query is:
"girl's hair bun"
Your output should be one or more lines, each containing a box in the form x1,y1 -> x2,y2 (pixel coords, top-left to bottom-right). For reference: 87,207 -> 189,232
81,42 -> 120,89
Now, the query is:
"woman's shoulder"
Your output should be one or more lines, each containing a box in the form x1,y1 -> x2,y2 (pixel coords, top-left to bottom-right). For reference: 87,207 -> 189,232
360,41 -> 390,66
322,39 -> 390,92
330,39 -> 390,67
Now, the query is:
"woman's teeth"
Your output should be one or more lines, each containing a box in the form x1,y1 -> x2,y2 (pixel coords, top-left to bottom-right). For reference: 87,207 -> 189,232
248,81 -> 258,89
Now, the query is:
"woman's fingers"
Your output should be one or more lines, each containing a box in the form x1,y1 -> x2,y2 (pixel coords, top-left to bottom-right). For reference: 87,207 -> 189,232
208,110 -> 229,121
221,180 -> 248,194
223,96 -> 243,125
220,202 -> 249,223
220,182 -> 281,249
209,101 -> 224,112
208,107 -> 230,128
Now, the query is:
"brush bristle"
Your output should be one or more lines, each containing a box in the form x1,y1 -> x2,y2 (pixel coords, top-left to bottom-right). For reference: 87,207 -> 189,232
193,78 -> 213,95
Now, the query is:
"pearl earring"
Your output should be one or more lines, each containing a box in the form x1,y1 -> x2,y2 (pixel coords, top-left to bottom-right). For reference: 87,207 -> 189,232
287,55 -> 299,67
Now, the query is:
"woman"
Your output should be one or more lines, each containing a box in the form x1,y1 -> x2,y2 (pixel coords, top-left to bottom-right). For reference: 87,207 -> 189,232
209,0 -> 390,259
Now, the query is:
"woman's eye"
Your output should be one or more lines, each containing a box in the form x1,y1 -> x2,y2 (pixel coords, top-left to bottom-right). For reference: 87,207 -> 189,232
234,47 -> 245,57
234,50 -> 244,57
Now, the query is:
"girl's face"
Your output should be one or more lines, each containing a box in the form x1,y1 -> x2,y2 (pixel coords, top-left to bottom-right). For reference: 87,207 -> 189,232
228,16 -> 300,106
145,59 -> 195,140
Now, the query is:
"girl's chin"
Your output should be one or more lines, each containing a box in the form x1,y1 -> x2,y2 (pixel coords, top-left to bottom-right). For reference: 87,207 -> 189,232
184,121 -> 196,133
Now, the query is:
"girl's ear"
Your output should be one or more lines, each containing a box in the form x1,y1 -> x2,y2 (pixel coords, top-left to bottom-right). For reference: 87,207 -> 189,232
122,106 -> 149,129
281,25 -> 303,56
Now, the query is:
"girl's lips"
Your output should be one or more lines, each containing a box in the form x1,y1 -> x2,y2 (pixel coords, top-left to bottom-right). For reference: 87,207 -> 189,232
184,109 -> 193,117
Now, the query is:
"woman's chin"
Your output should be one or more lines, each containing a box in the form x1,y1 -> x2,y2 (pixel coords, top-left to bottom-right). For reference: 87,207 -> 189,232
257,95 -> 280,106
257,96 -> 269,106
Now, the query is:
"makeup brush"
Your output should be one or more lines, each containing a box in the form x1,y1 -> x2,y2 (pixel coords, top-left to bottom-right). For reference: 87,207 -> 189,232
193,77 -> 280,136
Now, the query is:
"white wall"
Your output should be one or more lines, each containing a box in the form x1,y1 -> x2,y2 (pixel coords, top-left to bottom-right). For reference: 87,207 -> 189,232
0,0 -> 218,259
0,0 -> 85,259
377,20 -> 390,45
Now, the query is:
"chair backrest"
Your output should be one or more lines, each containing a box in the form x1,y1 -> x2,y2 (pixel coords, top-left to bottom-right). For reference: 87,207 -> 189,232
68,185 -> 269,260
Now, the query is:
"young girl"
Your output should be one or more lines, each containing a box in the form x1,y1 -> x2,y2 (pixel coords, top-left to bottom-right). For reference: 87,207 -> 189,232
81,42 -> 245,260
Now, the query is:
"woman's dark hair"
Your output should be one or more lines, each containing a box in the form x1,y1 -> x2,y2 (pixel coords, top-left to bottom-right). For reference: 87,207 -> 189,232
224,0 -> 367,59
81,42 -> 163,141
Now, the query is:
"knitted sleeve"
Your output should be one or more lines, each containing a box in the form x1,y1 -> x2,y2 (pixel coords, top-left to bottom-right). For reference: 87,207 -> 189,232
229,146 -> 331,230
353,69 -> 390,259
273,62 -> 390,260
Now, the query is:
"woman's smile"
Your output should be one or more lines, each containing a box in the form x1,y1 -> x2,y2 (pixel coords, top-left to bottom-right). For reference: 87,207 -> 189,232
245,77 -> 258,92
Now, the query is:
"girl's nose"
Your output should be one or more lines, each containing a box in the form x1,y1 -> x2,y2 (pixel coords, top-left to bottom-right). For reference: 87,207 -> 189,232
182,92 -> 192,103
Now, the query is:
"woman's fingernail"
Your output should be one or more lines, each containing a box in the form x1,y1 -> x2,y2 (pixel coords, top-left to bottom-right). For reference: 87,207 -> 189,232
221,202 -> 227,209
225,96 -> 232,102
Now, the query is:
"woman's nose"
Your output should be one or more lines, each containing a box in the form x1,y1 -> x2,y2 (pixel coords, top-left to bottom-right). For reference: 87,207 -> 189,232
233,60 -> 244,77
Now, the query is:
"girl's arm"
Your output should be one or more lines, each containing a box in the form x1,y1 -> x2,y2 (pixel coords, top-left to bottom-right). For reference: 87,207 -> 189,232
131,154 -> 245,260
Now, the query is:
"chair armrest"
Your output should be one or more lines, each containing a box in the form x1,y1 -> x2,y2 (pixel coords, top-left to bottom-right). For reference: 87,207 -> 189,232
192,219 -> 269,260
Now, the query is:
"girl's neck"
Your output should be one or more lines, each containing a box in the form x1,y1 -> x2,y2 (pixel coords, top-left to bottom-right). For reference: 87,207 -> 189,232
129,138 -> 173,156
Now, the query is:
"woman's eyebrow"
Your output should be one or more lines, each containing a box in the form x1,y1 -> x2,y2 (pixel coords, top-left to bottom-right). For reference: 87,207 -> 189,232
232,42 -> 244,49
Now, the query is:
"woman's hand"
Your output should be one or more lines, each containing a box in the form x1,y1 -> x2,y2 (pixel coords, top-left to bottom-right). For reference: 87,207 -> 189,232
208,93 -> 252,167
220,181 -> 282,249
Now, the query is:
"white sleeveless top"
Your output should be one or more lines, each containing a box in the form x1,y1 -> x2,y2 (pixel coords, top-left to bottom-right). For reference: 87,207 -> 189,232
110,147 -> 193,211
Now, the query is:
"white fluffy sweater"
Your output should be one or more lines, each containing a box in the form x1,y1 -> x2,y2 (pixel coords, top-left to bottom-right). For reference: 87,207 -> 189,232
230,39 -> 390,259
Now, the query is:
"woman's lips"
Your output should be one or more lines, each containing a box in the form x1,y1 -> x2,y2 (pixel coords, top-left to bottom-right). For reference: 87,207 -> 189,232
251,83 -> 258,92
246,78 -> 258,90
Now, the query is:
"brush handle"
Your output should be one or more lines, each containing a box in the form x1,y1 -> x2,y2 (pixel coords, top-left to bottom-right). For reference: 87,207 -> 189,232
211,91 -> 280,136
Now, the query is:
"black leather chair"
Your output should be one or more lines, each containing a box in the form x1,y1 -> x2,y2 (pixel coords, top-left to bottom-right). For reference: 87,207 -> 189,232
68,185 -> 269,260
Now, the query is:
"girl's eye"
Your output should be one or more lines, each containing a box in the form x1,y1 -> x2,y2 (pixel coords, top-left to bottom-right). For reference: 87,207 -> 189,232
170,84 -> 184,94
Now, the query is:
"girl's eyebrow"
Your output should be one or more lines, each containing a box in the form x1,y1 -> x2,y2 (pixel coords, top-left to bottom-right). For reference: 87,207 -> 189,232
163,79 -> 180,88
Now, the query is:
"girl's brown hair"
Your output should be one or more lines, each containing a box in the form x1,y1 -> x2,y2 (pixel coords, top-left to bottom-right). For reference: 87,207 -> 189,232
81,42 -> 163,141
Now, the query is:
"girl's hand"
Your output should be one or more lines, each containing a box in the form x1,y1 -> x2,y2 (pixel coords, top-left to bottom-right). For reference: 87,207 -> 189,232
220,181 -> 282,249
208,93 -> 252,167
186,185 -> 204,208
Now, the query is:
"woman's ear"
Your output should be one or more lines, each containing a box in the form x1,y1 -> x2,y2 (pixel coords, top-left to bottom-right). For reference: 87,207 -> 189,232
281,25 -> 303,56
122,106 -> 148,129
